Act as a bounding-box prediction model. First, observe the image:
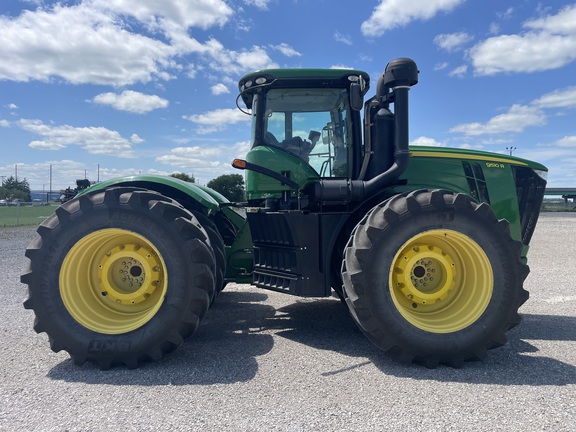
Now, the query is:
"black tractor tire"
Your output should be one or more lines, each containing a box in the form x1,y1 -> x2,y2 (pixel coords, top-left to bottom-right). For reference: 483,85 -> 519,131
191,211 -> 226,294
342,189 -> 529,368
21,187 -> 216,369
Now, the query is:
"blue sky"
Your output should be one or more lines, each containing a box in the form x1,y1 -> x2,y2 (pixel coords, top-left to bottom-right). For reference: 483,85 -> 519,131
1,0 -> 575,192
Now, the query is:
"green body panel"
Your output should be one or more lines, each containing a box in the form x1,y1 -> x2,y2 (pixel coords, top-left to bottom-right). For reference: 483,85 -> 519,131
399,147 -> 525,240
245,146 -> 319,200
408,146 -> 546,171
77,175 -> 223,211
224,219 -> 253,283
193,183 -> 230,205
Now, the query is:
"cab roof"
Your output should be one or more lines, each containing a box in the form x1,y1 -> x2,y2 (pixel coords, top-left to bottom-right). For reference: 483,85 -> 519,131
238,68 -> 371,109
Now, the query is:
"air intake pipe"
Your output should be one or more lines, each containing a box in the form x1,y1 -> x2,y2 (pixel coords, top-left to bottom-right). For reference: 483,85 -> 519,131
313,58 -> 419,202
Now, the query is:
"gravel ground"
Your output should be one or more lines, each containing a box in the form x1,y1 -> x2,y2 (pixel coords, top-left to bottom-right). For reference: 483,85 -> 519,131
1,213 -> 575,431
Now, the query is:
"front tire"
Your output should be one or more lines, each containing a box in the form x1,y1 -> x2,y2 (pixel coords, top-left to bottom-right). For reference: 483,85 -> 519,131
21,187 -> 216,369
342,189 -> 529,368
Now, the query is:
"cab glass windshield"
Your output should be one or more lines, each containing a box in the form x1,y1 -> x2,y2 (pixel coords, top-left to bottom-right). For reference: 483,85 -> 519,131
260,88 -> 352,177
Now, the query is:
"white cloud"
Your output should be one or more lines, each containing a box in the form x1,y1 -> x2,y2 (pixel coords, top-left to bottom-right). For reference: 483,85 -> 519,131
236,46 -> 278,70
497,7 -> 515,20
334,31 -> 353,46
449,65 -> 468,77
330,64 -> 354,70
0,1 -> 233,86
184,108 -> 251,134
434,32 -> 473,52
470,4 -> 576,75
434,62 -> 449,71
270,43 -> 302,57
18,119 -> 139,157
92,0 -> 232,30
156,154 -> 221,168
449,105 -> 546,136
243,0 -> 272,10
204,39 -> 278,76
446,83 -> 576,143
130,134 -> 144,144
523,4 -> 576,34
532,86 -> 576,109
6,159 -> 87,190
91,90 -> 169,113
0,5 -> 173,85
554,136 -> 576,148
0,1 -> 280,87
155,141 -> 251,181
361,0 -> 464,37
156,146 -> 222,167
0,120 -> 9,128
410,136 -> 445,147
211,83 -> 230,95
232,141 -> 251,158
7,103 -> 18,110
489,22 -> 500,35
521,147 -> 576,165
358,53 -> 373,62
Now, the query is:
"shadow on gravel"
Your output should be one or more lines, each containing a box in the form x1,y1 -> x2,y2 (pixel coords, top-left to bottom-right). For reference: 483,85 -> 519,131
48,291 -> 576,387
47,291 -> 276,386
274,301 -> 576,386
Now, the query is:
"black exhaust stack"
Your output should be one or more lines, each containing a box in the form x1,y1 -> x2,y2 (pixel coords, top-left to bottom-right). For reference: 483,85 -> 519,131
313,58 -> 419,202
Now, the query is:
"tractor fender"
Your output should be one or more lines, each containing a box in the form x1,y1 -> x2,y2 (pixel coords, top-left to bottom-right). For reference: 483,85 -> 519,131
76,175 -> 227,211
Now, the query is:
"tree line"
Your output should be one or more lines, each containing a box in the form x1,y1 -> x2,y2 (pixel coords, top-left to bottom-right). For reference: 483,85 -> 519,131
171,173 -> 245,202
0,173 -> 245,204
0,176 -> 31,202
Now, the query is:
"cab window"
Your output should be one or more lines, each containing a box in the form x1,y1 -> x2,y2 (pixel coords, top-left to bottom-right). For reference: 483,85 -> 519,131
261,88 -> 352,177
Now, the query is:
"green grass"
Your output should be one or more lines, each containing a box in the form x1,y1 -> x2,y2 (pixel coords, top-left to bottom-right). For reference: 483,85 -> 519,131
0,205 -> 57,226
542,199 -> 576,212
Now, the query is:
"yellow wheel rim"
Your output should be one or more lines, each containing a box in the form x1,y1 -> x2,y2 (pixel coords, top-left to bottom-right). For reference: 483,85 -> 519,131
390,229 -> 493,333
60,228 -> 167,334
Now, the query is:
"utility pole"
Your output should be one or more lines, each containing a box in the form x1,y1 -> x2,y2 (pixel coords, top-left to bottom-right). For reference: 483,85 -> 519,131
1,175 -> 5,186
49,164 -> 52,202
506,146 -> 517,156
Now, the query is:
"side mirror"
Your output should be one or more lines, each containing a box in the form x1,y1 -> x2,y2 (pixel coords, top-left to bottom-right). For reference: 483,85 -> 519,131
349,83 -> 363,111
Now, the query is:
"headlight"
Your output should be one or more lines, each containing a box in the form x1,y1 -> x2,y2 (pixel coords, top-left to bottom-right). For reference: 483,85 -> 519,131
534,169 -> 548,181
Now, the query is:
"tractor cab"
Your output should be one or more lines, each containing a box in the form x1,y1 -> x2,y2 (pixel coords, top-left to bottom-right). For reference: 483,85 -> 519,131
237,68 -> 370,207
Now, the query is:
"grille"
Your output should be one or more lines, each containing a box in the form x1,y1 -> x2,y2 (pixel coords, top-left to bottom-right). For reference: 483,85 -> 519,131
513,166 -> 546,245
462,161 -> 490,204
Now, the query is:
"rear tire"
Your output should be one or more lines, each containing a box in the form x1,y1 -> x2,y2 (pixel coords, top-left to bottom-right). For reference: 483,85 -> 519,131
21,187 -> 215,369
192,211 -> 226,294
342,189 -> 529,368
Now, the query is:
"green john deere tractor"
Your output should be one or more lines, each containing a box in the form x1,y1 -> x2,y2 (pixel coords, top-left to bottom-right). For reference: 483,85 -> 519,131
22,58 -> 548,369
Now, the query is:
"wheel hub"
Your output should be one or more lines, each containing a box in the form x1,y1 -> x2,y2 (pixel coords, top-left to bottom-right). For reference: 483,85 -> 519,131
97,243 -> 162,305
393,244 -> 456,306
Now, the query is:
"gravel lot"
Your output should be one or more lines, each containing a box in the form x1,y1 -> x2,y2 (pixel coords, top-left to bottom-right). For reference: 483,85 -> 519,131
1,213 -> 575,431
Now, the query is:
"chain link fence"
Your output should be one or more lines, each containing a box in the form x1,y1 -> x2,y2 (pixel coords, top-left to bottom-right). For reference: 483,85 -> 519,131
0,202 -> 56,226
